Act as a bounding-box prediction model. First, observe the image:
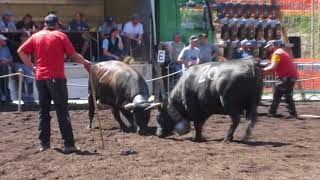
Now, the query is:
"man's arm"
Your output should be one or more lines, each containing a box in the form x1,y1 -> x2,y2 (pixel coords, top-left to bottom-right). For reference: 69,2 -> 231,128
138,24 -> 144,40
263,61 -> 279,73
69,52 -> 92,72
17,49 -> 34,71
0,57 -> 12,64
117,35 -> 124,50
177,49 -> 188,65
263,54 -> 280,74
196,57 -> 201,65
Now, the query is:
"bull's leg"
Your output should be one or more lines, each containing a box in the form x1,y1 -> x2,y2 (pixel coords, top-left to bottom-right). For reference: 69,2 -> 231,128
88,93 -> 94,129
120,110 -> 137,133
112,108 -> 128,132
194,119 -> 206,142
242,106 -> 257,141
223,113 -> 240,142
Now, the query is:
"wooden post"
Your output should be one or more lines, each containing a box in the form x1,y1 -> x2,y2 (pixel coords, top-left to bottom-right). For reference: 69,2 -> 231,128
153,50 -> 166,100
17,69 -> 23,112
89,68 -> 105,149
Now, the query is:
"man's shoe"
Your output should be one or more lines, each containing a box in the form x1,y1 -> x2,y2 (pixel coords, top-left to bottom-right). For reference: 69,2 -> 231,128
267,113 -> 277,117
286,113 -> 298,119
39,145 -> 50,152
63,146 -> 80,154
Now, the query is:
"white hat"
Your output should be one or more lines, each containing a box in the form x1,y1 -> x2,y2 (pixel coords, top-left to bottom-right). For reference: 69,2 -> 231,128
264,40 -> 277,48
0,34 -> 8,40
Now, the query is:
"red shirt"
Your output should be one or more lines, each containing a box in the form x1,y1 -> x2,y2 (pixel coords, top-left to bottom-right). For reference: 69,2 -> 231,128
20,29 -> 75,80
271,48 -> 298,79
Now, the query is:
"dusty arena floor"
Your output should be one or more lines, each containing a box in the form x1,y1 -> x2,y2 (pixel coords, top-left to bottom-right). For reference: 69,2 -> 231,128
0,102 -> 320,179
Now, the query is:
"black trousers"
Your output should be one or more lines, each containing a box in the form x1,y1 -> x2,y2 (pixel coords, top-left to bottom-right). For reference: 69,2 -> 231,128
0,64 -> 11,103
36,79 -> 74,147
269,77 -> 297,116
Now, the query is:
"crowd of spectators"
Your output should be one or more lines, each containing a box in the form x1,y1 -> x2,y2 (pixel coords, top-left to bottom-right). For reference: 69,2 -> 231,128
0,10 -> 145,105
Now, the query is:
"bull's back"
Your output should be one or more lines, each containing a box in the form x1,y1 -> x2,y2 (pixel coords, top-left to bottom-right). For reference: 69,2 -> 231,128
170,59 -> 262,115
91,61 -> 148,105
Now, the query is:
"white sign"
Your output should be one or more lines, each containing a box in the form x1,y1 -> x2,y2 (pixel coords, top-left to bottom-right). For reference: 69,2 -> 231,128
157,50 -> 166,63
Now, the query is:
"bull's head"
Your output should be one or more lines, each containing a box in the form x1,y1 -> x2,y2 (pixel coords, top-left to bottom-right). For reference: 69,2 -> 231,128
122,95 -> 155,134
146,99 -> 190,138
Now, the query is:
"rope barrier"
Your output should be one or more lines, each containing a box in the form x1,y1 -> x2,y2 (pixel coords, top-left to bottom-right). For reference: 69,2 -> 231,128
145,69 -> 185,82
1,71 -> 320,86
0,73 -> 21,79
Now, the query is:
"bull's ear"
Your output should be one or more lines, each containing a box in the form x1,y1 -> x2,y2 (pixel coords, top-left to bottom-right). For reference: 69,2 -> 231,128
145,102 -> 162,111
124,103 -> 135,110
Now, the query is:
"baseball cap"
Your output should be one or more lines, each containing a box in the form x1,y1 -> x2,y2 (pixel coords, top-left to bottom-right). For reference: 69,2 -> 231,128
0,34 -> 8,40
45,14 -> 61,27
131,14 -> 140,20
264,40 -> 277,48
189,35 -> 198,42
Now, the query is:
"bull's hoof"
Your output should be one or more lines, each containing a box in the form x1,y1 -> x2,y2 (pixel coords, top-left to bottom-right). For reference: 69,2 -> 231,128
118,126 -> 130,133
127,126 -> 138,133
137,130 -> 148,135
156,128 -> 173,138
221,137 -> 233,143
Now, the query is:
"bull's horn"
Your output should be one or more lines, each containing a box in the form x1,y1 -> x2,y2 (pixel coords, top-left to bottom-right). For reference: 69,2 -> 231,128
124,103 -> 135,110
148,95 -> 155,102
145,102 -> 162,111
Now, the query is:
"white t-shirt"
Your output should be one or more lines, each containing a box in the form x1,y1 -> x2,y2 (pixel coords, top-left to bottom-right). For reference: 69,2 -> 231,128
123,21 -> 144,37
178,46 -> 200,70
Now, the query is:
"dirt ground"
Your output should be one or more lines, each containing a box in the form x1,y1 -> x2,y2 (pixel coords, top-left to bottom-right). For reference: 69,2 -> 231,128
0,102 -> 319,180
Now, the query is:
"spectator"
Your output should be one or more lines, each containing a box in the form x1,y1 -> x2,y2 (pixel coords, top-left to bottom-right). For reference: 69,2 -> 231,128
68,12 -> 89,31
160,32 -> 185,74
0,10 -> 16,32
238,39 -> 253,58
98,16 -> 118,38
160,32 -> 185,90
0,34 -> 12,104
35,21 -> 45,31
68,12 -> 90,56
11,32 -> 35,105
177,35 -> 200,71
16,14 -> 37,32
263,40 -> 298,118
17,14 -> 92,153
101,28 -> 124,61
122,14 -> 144,55
196,33 -> 218,63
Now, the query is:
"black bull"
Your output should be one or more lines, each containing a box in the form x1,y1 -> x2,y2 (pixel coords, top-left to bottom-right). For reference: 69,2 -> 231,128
88,61 -> 153,134
148,58 -> 264,142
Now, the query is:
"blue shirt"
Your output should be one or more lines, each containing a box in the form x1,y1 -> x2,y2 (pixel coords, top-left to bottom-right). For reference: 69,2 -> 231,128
68,20 -> 89,31
0,46 -> 12,61
102,39 -> 109,49
0,19 -> 16,32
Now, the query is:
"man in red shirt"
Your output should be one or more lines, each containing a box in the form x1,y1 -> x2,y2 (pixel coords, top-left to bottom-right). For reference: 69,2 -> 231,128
263,40 -> 298,118
18,14 -> 91,153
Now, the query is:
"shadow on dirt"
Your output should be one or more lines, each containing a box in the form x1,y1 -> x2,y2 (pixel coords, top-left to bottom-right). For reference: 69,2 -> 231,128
52,147 -> 101,156
232,140 -> 290,147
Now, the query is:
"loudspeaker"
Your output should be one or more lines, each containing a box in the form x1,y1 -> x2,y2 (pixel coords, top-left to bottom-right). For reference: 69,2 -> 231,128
288,36 -> 301,58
